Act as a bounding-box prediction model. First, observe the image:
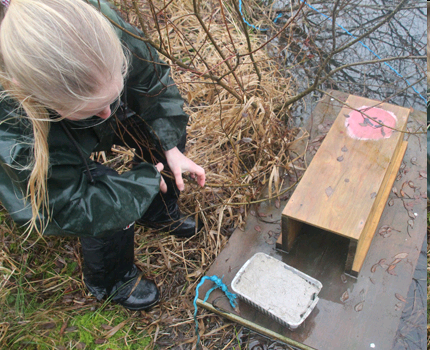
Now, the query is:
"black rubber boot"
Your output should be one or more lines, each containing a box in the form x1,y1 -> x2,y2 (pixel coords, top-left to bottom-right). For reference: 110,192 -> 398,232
80,224 -> 160,310
109,265 -> 160,311
137,200 -> 203,238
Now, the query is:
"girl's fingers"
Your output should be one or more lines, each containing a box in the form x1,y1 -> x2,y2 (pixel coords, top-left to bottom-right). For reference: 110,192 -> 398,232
173,170 -> 185,191
192,165 -> 206,187
159,176 -> 168,193
196,172 -> 206,187
155,163 -> 167,193
155,163 -> 164,172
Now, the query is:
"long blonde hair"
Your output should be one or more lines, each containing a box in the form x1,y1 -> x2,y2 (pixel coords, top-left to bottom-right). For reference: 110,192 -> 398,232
0,0 -> 128,234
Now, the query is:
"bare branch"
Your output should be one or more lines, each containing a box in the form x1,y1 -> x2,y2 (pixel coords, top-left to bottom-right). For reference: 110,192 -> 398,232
192,0 -> 245,93
317,88 -> 426,135
131,0 -> 150,38
333,0 -> 408,55
331,0 -> 341,52
104,14 -> 244,102
238,2 -> 305,57
230,0 -> 262,85
281,0 -> 409,107
323,55 -> 426,82
218,0 -> 239,55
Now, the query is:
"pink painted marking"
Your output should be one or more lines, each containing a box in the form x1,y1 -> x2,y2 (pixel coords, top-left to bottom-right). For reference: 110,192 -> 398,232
345,106 -> 397,140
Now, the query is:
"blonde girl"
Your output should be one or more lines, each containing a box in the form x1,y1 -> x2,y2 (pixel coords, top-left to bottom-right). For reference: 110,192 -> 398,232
0,0 -> 205,310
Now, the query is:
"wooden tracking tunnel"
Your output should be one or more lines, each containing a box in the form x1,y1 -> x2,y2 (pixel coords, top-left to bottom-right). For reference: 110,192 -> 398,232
276,95 -> 410,277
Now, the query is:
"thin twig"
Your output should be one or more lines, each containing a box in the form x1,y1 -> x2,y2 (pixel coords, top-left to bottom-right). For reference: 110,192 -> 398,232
104,15 -> 244,102
131,0 -> 150,37
331,0 -> 341,52
332,0 -> 408,56
282,0 -> 408,107
323,55 -> 426,81
230,0 -> 262,86
238,2 -> 305,58
192,0 -> 246,93
317,88 -> 426,135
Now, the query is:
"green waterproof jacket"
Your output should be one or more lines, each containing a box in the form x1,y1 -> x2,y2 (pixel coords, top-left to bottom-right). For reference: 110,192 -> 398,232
0,0 -> 188,237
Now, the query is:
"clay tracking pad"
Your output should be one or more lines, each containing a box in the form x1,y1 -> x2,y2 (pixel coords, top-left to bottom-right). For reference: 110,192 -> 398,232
231,252 -> 322,329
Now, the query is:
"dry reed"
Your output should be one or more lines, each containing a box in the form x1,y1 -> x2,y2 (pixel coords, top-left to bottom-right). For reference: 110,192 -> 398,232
120,0 -> 299,247
115,0 -> 301,347
0,0 -> 303,348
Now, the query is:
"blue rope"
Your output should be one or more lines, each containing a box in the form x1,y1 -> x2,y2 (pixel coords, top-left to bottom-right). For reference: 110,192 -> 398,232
238,0 -> 282,31
299,0 -> 426,102
238,0 -> 425,102
193,275 -> 237,346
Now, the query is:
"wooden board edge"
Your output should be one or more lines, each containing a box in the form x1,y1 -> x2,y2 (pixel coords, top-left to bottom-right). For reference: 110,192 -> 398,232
276,215 -> 303,252
345,239 -> 358,277
283,97 -> 411,236
277,214 -> 358,242
276,215 -> 288,251
351,140 -> 408,273
196,298 -> 317,350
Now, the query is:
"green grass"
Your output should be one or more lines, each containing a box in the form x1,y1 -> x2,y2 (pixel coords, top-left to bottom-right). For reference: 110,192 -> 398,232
0,202 -> 236,349
0,221 -> 153,350
2,280 -> 152,350
4,306 -> 152,349
68,311 -> 151,349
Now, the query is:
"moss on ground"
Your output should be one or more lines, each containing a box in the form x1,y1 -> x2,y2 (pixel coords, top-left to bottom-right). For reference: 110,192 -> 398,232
0,224 -> 152,350
3,295 -> 152,349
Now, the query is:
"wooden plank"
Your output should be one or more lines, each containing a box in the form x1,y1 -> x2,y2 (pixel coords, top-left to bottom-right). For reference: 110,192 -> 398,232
195,91 -> 426,350
283,95 -> 410,240
276,216 -> 303,252
351,140 -> 408,274
345,239 -> 358,276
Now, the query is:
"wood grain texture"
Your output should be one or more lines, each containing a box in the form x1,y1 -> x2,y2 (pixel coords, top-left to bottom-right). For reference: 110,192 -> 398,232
352,140 -> 408,273
196,92 -> 426,350
283,95 -> 410,240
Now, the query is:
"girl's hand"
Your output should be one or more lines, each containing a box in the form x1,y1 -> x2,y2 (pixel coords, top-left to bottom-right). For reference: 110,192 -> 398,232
154,163 -> 167,193
164,147 -> 205,191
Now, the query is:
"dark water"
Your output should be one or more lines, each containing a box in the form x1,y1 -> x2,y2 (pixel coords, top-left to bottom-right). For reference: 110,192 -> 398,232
279,1 -> 427,348
244,1 -> 427,349
275,0 -> 427,124
283,1 -> 427,349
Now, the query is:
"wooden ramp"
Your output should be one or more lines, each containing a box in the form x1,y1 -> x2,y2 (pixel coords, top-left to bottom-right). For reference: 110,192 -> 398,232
276,95 -> 410,276
196,91 -> 426,350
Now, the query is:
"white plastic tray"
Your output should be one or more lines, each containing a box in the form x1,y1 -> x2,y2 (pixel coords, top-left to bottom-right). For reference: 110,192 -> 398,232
231,252 -> 322,329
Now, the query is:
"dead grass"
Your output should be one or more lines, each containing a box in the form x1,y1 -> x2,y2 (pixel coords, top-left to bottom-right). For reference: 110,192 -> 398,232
0,0 -> 302,349
137,0 -> 298,237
